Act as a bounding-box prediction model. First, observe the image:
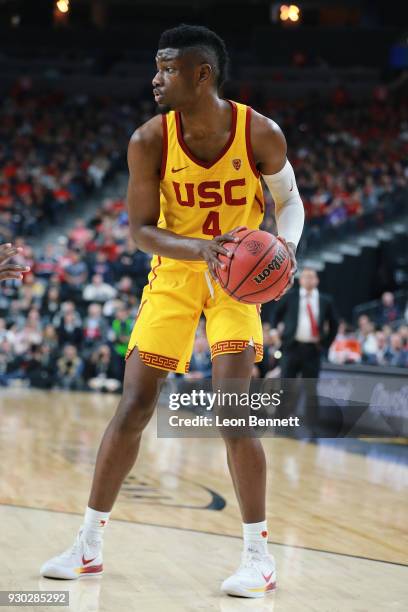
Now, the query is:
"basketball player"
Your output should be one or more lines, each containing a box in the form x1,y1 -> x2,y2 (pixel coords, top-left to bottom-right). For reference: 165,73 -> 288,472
41,25 -> 304,598
0,243 -> 30,281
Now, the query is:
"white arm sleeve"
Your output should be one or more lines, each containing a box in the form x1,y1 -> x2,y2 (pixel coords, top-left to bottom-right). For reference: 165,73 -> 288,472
262,159 -> 304,248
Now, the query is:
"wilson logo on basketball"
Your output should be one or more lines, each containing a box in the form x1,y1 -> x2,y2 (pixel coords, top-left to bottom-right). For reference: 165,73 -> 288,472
245,240 -> 265,256
253,248 -> 287,284
232,158 -> 241,170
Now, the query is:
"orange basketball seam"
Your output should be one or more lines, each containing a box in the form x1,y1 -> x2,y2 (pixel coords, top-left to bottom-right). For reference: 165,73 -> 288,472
239,254 -> 291,301
223,229 -> 258,290
229,234 -> 277,296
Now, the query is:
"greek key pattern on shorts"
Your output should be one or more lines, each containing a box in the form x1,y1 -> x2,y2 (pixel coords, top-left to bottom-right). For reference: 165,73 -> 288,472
139,350 -> 179,371
210,340 -> 263,360
185,361 -> 190,373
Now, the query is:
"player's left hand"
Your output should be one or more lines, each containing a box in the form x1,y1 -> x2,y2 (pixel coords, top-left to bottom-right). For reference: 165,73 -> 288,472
208,226 -> 247,281
273,237 -> 297,301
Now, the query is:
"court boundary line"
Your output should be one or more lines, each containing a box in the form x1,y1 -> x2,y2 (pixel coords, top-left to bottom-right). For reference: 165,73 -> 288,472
1,502 -> 407,568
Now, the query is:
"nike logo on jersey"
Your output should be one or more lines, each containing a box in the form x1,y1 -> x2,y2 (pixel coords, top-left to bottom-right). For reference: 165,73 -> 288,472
82,555 -> 97,566
172,166 -> 189,173
289,179 -> 294,192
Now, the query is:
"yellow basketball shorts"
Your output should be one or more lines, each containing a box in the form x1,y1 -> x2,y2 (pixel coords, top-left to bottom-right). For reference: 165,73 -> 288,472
126,256 -> 263,374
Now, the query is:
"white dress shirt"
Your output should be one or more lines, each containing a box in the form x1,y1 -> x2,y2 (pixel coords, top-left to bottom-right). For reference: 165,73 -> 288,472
295,287 -> 320,343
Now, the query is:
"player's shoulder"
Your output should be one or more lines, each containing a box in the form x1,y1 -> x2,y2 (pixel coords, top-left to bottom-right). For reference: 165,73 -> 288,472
247,106 -> 287,160
249,107 -> 285,143
128,114 -> 163,164
129,114 -> 163,151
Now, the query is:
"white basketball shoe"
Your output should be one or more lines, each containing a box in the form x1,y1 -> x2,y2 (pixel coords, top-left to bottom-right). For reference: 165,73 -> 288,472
221,549 -> 277,598
40,529 -> 103,579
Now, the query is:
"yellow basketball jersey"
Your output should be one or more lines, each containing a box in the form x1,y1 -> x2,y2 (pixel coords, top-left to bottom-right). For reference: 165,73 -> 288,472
159,100 -> 265,269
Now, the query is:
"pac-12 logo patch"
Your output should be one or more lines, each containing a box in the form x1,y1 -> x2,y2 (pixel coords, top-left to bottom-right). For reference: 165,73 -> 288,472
232,158 -> 241,171
245,240 -> 265,256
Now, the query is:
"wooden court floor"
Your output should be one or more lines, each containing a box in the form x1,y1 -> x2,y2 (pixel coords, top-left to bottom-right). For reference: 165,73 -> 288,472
0,388 -> 407,611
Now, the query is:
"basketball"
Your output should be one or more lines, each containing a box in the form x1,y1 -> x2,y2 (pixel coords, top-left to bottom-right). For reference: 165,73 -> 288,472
216,229 -> 292,304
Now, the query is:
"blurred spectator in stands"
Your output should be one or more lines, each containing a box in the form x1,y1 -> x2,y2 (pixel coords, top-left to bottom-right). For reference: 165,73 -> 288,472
97,228 -> 119,262
69,219 -> 93,249
83,273 -> 117,303
110,304 -> 133,375
11,310 -> 42,357
0,318 -> 8,343
382,324 -> 393,340
399,325 -> 408,348
328,321 -> 362,364
89,251 -> 114,283
52,300 -> 82,328
22,308 -> 43,346
82,303 -> 106,350
63,250 -> 88,299
0,339 -> 22,386
64,251 -> 88,295
88,155 -> 110,188
371,330 -> 388,366
34,244 -> 58,281
102,296 -> 126,319
42,324 -> 59,357
25,344 -> 55,390
185,333 -> 212,379
58,310 -> 83,347
256,323 -> 282,377
326,198 -> 347,227
6,300 -> 26,328
84,344 -> 121,392
114,239 -> 150,291
384,332 -> 408,368
356,315 -> 377,361
56,345 -> 83,390
0,212 -> 14,242
377,292 -> 401,326
116,275 -> 133,295
41,286 -> 62,323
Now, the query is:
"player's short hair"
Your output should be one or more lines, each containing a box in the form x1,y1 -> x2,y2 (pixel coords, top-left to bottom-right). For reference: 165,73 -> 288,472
158,24 -> 229,89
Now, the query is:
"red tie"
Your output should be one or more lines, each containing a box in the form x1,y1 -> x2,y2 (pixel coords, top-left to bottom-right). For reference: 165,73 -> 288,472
306,298 -> 319,338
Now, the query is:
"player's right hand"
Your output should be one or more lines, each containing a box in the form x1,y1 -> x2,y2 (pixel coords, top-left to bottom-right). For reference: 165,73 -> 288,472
198,226 -> 247,281
0,243 -> 30,281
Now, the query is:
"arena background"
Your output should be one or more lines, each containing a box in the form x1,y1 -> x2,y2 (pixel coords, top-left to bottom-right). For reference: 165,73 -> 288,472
0,1 -> 407,611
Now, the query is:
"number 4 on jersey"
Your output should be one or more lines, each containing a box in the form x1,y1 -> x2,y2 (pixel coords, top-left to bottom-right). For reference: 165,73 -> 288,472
202,211 -> 221,238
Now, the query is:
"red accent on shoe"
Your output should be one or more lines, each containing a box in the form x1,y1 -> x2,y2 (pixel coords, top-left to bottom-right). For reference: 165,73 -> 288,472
80,563 -> 103,574
261,531 -> 268,538
265,580 -> 276,592
82,555 -> 97,566
262,572 -> 273,583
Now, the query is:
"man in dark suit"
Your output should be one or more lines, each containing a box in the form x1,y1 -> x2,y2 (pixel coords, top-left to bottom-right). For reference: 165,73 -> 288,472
271,267 -> 339,430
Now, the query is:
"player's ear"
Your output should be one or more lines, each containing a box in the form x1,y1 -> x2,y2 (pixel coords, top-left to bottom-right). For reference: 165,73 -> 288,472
198,63 -> 212,84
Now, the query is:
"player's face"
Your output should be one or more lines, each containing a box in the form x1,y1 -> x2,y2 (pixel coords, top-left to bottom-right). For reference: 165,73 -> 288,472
299,269 -> 319,291
153,49 -> 198,112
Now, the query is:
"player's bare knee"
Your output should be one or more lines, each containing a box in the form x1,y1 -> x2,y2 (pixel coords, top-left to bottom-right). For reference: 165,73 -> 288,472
114,388 -> 156,434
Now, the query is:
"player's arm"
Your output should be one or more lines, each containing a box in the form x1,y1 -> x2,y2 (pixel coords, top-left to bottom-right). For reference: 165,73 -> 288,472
0,244 -> 30,281
127,117 -> 238,272
250,111 -> 305,292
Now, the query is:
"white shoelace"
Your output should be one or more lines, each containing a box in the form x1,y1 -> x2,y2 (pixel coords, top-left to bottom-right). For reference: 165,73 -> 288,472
60,532 -> 82,560
238,549 -> 266,572
59,529 -> 101,561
